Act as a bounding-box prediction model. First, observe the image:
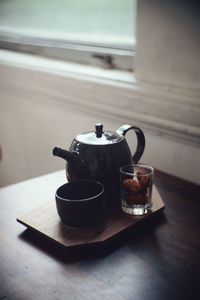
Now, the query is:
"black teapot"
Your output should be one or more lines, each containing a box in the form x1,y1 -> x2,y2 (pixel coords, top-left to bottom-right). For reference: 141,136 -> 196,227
53,124 -> 145,202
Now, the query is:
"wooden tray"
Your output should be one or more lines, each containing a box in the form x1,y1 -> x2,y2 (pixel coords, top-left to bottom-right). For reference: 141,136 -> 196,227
17,186 -> 165,249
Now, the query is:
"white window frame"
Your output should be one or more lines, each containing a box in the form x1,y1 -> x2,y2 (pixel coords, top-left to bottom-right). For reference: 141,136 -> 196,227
0,30 -> 135,72
0,0 -> 136,71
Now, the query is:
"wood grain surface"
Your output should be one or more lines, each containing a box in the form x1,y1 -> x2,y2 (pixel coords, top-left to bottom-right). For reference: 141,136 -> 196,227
0,170 -> 200,300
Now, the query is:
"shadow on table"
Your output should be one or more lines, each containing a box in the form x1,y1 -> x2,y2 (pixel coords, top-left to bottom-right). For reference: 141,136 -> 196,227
18,211 -> 167,263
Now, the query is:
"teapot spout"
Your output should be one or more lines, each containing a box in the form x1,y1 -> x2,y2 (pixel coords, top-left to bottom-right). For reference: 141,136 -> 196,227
53,147 -> 77,163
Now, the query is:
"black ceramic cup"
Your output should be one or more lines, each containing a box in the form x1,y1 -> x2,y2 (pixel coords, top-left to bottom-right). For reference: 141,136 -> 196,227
55,180 -> 105,227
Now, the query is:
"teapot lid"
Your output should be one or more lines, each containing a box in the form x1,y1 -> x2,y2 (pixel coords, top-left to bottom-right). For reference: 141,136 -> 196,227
76,124 -> 124,145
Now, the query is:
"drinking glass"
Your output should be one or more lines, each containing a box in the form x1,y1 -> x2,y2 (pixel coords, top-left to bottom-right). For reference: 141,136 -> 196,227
120,164 -> 154,216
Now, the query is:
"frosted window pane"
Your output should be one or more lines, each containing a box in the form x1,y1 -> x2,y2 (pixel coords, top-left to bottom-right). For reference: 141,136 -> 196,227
0,0 -> 137,48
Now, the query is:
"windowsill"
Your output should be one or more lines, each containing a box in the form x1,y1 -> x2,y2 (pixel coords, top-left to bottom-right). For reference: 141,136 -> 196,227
0,49 -> 135,86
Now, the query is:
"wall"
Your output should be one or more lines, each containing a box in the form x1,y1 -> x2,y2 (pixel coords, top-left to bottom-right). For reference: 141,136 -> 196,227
136,0 -> 200,89
0,0 -> 200,187
0,63 -> 199,187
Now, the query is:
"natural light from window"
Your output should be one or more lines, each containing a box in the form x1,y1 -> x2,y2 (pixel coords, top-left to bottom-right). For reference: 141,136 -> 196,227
0,0 -> 137,50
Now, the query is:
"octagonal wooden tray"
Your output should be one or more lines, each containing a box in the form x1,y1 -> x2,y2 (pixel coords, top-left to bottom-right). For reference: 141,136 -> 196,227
17,186 -> 165,249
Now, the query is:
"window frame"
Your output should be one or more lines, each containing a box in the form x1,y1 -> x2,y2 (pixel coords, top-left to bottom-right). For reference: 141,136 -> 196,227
0,31 -> 135,71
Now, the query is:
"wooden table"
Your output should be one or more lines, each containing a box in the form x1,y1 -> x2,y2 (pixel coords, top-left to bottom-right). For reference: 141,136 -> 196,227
0,170 -> 200,300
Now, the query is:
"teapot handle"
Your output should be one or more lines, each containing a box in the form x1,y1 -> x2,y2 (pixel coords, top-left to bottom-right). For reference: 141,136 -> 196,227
116,124 -> 145,163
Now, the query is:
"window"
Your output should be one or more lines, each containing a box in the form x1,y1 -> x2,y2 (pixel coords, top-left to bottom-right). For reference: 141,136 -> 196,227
0,0 -> 137,71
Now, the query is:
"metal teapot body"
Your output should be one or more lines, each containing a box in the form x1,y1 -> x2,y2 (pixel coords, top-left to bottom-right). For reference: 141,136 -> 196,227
53,124 -> 145,202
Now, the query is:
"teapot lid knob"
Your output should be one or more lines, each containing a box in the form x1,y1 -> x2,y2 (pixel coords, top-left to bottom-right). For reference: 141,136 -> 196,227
95,123 -> 103,138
